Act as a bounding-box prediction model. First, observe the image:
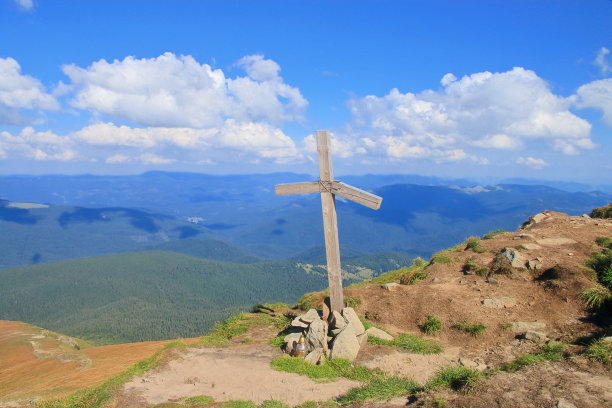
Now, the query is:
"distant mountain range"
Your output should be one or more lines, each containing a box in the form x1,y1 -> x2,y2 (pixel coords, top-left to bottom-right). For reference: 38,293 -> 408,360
1,172 -> 610,264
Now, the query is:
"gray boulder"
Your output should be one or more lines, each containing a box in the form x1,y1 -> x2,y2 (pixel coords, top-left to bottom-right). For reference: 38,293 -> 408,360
306,316 -> 328,351
366,327 -> 393,341
330,323 -> 360,361
342,307 -> 365,336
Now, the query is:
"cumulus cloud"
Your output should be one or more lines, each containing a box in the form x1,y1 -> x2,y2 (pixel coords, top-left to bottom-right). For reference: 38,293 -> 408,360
0,58 -> 58,124
346,67 -> 594,162
594,47 -> 611,76
1,119 -> 301,165
0,127 -> 75,161
62,52 -> 307,128
517,156 -> 548,169
576,78 -> 612,127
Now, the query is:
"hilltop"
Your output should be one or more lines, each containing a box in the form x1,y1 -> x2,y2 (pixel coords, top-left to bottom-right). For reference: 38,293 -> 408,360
1,206 -> 611,407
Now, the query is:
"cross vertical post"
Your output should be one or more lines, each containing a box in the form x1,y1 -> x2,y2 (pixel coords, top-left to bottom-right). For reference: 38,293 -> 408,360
275,130 -> 382,314
316,130 -> 344,313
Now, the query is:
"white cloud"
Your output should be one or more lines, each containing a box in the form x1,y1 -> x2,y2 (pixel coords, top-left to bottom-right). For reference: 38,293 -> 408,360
346,67 -> 594,163
0,127 -> 75,161
62,52 -> 307,128
0,58 -> 58,124
594,47 -> 611,76
14,0 -> 33,11
517,156 -> 548,169
1,118 -> 301,165
576,78 -> 612,127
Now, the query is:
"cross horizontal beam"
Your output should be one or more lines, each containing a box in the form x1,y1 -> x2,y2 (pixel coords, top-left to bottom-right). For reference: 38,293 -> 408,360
275,181 -> 382,210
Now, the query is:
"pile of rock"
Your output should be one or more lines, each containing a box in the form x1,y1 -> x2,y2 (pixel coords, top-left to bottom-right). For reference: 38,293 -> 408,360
283,307 -> 367,363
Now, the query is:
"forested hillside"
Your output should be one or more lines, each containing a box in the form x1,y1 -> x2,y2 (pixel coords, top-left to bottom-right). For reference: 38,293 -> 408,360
0,249 -> 409,344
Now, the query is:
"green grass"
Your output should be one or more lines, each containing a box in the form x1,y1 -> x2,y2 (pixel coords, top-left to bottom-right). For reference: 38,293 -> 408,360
464,237 -> 486,253
224,401 -> 258,408
339,376 -> 421,404
270,356 -> 375,382
38,341 -> 186,408
368,333 -> 442,354
200,312 -> 288,347
591,203 -> 612,219
483,230 -> 507,240
499,342 -> 565,372
451,321 -> 487,336
581,286 -> 612,309
595,236 -> 612,249
252,303 -> 289,313
462,258 -> 488,277
351,257 -> 430,288
399,267 -> 427,285
184,395 -> 214,405
272,356 -> 422,404
294,401 -> 338,408
344,296 -> 362,308
585,338 -> 612,365
420,314 -> 442,335
359,316 -> 372,330
430,253 -> 452,265
425,365 -> 481,391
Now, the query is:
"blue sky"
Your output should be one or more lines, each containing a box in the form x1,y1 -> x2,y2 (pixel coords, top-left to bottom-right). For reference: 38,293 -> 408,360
1,0 -> 611,183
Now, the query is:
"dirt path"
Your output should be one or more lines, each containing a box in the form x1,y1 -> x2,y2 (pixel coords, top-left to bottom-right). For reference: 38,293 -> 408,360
122,344 -> 360,406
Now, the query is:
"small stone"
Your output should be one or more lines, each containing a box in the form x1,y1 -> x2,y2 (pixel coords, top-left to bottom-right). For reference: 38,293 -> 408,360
510,339 -> 521,346
523,331 -> 549,344
567,253 -> 573,256
330,310 -> 346,331
330,323 -> 360,361
513,233 -> 534,240
305,348 -> 324,365
431,277 -> 441,283
299,309 -> 321,324
582,214 -> 590,218
342,307 -> 365,336
502,247 -> 526,268
381,282 -> 400,291
527,259 -> 542,270
366,327 -> 393,341
556,398 -> 577,408
487,277 -> 499,285
291,316 -> 309,328
330,328 -> 343,336
512,322 -> 546,332
356,332 -> 368,348
306,317 -> 328,351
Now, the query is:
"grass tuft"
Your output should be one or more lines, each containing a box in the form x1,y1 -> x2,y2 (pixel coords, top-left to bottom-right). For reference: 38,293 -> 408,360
591,203 -> 612,219
581,286 -> 612,309
483,230 -> 507,240
339,376 -> 421,403
465,237 -> 486,253
430,253 -> 452,265
451,321 -> 486,336
585,338 -> 612,365
344,296 -> 362,308
419,314 -> 442,335
500,341 -> 565,372
426,365 -> 481,392
462,258 -> 488,277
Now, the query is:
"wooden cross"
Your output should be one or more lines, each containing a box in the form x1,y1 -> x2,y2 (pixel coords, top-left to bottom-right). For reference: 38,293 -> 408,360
275,130 -> 382,313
